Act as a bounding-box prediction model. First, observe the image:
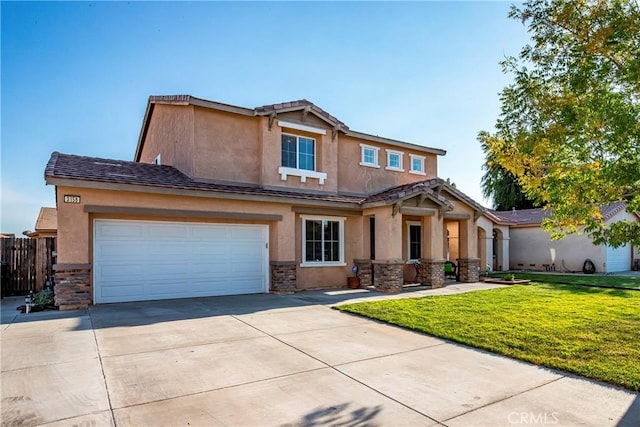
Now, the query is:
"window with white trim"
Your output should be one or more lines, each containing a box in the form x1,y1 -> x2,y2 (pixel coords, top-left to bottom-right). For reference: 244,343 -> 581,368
360,144 -> 380,168
153,154 -> 161,165
410,154 -> 426,175
282,134 -> 315,171
407,221 -> 422,261
301,216 -> 345,266
385,149 -> 404,171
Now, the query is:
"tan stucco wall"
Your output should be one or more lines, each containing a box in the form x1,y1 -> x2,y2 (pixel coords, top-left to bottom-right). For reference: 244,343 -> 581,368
192,107 -> 261,184
337,134 -> 438,195
509,227 -> 604,272
139,104 -> 441,197
139,104 -> 195,176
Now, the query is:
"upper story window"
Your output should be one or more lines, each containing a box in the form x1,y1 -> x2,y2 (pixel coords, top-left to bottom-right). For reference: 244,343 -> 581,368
360,144 -> 380,168
385,149 -> 404,172
278,132 -> 327,184
410,154 -> 426,175
153,154 -> 161,165
282,134 -> 315,171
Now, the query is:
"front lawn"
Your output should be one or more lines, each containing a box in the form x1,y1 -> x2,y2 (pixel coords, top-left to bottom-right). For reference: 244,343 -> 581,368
488,272 -> 640,290
336,284 -> 640,391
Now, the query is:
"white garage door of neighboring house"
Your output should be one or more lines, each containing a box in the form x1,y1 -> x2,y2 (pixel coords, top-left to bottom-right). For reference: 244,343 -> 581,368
94,219 -> 269,304
605,243 -> 631,273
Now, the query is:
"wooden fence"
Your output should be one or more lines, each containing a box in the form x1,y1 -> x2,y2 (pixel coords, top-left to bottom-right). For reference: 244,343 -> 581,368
1,237 -> 56,296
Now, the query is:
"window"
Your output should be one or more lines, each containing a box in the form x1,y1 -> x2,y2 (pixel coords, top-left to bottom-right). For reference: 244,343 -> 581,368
282,134 -> 315,171
407,222 -> 422,261
385,149 -> 404,171
360,144 -> 380,168
410,154 -> 426,175
153,154 -> 161,165
301,216 -> 346,266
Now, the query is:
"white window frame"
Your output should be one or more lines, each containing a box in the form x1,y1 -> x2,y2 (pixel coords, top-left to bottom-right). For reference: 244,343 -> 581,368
409,154 -> 426,175
279,133 -> 327,184
406,221 -> 422,262
359,143 -> 380,168
385,149 -> 405,172
153,154 -> 161,165
300,215 -> 346,267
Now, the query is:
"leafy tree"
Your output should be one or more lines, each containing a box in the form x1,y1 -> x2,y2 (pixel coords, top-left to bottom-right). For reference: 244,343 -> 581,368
481,139 -> 541,210
479,0 -> 640,246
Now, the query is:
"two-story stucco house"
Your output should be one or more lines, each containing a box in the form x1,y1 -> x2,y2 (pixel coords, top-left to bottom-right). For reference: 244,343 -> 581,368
45,95 -> 510,309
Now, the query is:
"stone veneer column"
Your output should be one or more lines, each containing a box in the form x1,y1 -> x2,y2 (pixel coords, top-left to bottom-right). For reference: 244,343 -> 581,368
354,259 -> 373,287
53,263 -> 92,310
270,261 -> 297,294
372,260 -> 404,292
420,259 -> 445,289
458,258 -> 480,282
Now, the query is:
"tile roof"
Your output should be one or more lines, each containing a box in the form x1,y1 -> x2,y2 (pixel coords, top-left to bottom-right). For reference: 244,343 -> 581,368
45,153 -> 493,217
490,201 -> 628,226
45,152 -> 365,205
34,207 -> 57,231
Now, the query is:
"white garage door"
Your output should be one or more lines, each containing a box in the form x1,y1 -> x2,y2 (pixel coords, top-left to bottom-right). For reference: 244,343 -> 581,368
94,219 -> 269,303
605,243 -> 631,273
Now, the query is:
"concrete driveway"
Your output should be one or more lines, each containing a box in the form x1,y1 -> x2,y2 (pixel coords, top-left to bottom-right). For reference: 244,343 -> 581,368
2,284 -> 638,427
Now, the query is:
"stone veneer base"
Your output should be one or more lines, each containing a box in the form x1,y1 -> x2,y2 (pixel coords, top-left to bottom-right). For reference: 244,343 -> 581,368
458,258 -> 480,283
419,259 -> 446,289
372,260 -> 405,292
270,261 -> 297,293
53,263 -> 92,310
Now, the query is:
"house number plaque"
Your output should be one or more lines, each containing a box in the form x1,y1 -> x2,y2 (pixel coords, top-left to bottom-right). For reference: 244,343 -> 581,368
64,195 -> 81,204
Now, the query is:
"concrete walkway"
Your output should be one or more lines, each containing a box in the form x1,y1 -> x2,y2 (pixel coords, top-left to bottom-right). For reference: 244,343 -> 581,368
1,283 -> 638,426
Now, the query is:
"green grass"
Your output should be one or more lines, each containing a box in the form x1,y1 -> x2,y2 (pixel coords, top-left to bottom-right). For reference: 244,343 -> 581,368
336,284 -> 640,391
488,272 -> 640,290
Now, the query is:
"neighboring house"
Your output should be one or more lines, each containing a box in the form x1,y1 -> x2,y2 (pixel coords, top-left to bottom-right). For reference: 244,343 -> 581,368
45,95 -> 508,308
491,203 -> 637,273
27,207 -> 58,238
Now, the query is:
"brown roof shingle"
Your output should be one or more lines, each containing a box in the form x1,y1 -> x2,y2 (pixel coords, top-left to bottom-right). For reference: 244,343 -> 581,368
45,152 -> 365,205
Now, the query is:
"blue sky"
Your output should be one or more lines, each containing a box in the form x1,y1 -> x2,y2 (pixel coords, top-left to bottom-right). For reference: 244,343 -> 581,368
1,1 -> 529,235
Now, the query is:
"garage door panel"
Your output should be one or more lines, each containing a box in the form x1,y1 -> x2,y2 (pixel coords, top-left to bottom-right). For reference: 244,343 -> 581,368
96,223 -> 146,239
94,220 -> 268,303
96,263 -> 145,280
231,261 -> 264,274
146,224 -> 190,238
99,284 -> 146,298
230,227 -> 264,240
97,243 -> 149,258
